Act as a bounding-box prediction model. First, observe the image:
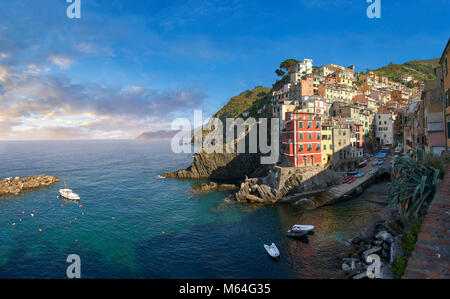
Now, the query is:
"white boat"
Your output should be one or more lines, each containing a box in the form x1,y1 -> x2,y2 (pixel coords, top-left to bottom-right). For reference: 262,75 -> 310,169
59,183 -> 80,201
292,225 -> 314,232
264,243 -> 280,259
286,230 -> 308,238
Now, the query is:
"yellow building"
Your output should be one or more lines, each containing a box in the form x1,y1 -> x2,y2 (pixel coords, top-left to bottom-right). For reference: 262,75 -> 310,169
440,38 -> 450,149
321,119 -> 333,167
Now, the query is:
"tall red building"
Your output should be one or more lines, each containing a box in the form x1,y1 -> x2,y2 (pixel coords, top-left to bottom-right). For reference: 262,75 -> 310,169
281,112 -> 322,167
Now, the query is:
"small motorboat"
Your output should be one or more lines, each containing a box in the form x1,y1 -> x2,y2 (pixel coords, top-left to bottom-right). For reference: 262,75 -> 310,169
286,230 -> 308,238
264,243 -> 280,259
59,183 -> 80,201
292,225 -> 315,232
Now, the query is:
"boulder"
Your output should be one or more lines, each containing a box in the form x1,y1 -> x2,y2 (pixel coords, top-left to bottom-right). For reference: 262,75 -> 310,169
390,237 -> 405,264
375,231 -> 394,243
244,194 -> 264,203
342,263 -> 352,274
362,246 -> 382,261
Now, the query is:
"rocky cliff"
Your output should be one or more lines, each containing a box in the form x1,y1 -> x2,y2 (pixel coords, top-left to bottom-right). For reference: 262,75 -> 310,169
164,152 -> 268,180
0,175 -> 60,197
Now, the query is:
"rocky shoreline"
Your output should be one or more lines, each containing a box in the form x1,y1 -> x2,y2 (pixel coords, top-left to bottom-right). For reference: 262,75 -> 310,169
191,182 -> 238,193
0,175 -> 60,197
340,206 -> 407,279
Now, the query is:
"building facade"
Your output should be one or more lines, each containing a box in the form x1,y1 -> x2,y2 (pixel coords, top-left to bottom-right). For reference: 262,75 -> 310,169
282,112 -> 322,167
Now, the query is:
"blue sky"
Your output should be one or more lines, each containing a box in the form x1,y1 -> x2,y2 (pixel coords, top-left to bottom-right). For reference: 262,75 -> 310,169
0,0 -> 449,139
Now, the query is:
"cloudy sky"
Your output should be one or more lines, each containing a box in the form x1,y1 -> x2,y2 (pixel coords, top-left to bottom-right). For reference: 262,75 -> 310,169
0,0 -> 449,140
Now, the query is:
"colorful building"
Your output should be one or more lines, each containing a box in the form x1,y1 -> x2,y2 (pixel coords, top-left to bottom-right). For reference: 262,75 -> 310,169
439,38 -> 450,150
321,119 -> 333,167
281,112 -> 322,167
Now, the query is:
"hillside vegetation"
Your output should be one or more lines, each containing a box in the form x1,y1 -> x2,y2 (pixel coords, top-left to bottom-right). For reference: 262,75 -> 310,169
373,58 -> 440,82
213,86 -> 272,120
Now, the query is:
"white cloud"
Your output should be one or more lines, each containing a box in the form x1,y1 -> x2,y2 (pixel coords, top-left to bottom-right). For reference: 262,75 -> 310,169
48,55 -> 74,70
0,63 -> 206,140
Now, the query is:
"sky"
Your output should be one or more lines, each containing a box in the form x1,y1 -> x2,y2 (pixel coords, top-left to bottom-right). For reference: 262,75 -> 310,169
0,0 -> 449,140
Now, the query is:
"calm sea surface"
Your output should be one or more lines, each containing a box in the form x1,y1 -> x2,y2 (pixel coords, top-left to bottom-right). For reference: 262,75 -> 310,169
0,140 -> 387,278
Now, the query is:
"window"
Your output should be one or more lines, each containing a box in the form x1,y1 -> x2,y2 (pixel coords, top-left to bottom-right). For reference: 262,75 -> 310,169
308,133 -> 312,140
308,122 -> 312,128
446,57 -> 448,76
317,133 -> 321,140
299,133 -> 303,140
299,121 -> 303,129
448,122 -> 450,140
316,144 -> 321,150
316,122 -> 320,128
299,145 -> 304,151
308,144 -> 313,151
324,145 -> 327,150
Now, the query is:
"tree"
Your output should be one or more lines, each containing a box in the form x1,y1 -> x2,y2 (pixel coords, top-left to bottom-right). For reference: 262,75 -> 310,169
280,59 -> 299,72
275,69 -> 286,77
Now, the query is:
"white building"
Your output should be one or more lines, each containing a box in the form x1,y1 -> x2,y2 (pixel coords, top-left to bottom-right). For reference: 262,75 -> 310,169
295,59 -> 313,74
300,96 -> 327,115
375,112 -> 396,146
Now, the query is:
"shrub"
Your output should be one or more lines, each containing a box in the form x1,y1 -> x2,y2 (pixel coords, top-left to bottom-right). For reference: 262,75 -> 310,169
423,154 -> 446,179
392,254 -> 407,278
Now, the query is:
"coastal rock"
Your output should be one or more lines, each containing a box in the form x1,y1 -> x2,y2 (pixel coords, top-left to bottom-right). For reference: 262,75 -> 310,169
362,246 -> 382,261
352,272 -> 368,280
390,237 -> 405,264
342,263 -> 352,274
191,182 -> 238,193
244,194 -> 265,203
164,152 -> 266,180
0,175 -> 60,197
375,231 -> 394,243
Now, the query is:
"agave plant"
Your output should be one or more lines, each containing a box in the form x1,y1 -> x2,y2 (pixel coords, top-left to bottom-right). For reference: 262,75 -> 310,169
388,154 -> 441,221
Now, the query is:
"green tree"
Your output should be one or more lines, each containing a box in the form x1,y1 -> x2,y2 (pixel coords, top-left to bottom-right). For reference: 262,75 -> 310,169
280,59 -> 299,72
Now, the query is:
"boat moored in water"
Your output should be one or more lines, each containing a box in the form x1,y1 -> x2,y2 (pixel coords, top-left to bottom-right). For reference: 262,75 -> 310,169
264,243 -> 280,259
292,225 -> 315,232
286,230 -> 308,238
59,183 -> 80,201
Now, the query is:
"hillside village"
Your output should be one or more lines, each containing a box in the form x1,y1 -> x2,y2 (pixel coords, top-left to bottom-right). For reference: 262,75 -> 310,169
236,43 -> 449,171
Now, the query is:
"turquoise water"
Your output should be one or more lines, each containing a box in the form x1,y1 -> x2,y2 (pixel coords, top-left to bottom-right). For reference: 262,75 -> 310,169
0,140 -> 387,278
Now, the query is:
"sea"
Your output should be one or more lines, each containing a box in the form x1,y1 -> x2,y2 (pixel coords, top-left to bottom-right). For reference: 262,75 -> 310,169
0,140 -> 388,278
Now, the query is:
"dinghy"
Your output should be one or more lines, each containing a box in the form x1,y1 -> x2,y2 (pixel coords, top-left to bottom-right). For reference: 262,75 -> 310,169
264,243 -> 280,259
292,225 -> 315,232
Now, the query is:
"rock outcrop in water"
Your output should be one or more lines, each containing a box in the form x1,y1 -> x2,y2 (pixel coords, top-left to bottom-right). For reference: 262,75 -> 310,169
164,152 -> 268,180
231,166 -> 344,205
0,175 -> 60,197
191,182 -> 238,193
